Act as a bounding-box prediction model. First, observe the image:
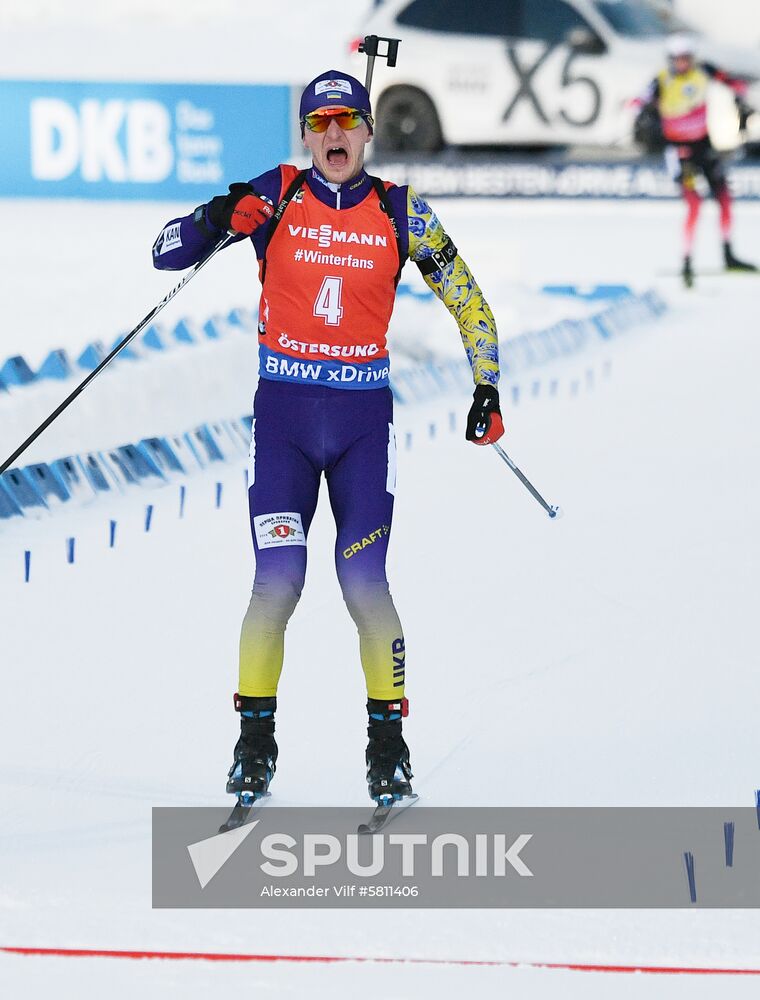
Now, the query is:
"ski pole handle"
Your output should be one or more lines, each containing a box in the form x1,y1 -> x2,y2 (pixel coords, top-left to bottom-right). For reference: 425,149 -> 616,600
491,442 -> 562,519
0,230 -> 234,476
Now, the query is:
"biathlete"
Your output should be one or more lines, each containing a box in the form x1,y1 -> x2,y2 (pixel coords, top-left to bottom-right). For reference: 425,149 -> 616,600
152,71 -> 503,806
633,34 -> 756,287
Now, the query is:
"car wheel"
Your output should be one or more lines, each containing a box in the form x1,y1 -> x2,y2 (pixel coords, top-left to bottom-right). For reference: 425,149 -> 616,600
375,86 -> 443,153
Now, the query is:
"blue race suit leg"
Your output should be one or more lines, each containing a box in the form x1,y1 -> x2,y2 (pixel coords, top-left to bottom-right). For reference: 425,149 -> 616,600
239,380 -> 405,700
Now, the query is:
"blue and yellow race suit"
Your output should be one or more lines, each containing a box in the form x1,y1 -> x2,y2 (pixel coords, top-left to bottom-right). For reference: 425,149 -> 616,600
153,164 -> 499,700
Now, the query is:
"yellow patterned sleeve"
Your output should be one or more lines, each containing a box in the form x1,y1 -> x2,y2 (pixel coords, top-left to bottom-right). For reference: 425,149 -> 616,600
406,186 -> 499,387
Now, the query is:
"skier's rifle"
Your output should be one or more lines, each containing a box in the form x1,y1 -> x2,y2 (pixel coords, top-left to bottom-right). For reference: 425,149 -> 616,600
358,34 -> 400,95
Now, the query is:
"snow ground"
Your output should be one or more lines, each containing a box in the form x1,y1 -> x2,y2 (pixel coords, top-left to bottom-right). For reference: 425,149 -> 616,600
4,0 -> 760,989
1,196 -> 760,998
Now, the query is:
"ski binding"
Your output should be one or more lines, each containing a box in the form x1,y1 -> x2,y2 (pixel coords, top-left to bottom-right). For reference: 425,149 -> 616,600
219,791 -> 271,833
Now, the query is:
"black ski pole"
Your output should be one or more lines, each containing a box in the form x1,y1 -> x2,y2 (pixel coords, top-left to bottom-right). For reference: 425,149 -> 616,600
0,231 -> 234,475
491,442 -> 563,519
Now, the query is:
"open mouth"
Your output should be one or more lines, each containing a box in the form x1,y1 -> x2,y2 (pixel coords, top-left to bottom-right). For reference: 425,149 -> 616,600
326,146 -> 348,169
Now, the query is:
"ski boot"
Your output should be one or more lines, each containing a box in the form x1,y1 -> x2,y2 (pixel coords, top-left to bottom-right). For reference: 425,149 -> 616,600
226,694 -> 278,804
366,697 -> 413,804
724,242 -> 757,273
681,255 -> 694,288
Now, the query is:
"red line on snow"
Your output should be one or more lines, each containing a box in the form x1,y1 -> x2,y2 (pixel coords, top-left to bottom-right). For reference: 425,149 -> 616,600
2,947 -> 760,975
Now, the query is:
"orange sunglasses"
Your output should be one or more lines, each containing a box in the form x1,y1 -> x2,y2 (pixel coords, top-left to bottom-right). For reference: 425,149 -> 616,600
302,109 -> 374,133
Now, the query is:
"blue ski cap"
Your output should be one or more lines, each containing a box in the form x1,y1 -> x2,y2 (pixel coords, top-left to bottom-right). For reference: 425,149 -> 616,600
299,70 -> 373,121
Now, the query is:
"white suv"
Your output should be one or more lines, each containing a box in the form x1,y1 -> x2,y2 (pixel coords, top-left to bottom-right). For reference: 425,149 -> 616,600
350,0 -> 760,152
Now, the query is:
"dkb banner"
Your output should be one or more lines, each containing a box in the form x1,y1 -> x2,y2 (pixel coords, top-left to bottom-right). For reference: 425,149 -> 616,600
0,81 -> 291,200
153,806 -> 760,908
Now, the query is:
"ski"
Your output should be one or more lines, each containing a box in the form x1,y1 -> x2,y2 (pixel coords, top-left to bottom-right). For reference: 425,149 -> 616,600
218,791 -> 271,833
358,793 -> 419,835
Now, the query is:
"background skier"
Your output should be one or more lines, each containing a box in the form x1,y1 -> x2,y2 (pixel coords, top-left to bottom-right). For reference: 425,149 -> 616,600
632,33 -> 756,287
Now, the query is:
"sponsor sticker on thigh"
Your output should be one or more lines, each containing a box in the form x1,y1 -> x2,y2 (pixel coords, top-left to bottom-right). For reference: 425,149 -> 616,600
254,512 -> 306,548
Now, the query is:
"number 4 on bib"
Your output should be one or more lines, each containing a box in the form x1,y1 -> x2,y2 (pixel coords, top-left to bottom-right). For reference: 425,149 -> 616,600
313,276 -> 344,327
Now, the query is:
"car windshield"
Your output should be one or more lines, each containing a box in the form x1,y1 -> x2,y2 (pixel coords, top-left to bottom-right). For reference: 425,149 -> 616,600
594,0 -> 690,38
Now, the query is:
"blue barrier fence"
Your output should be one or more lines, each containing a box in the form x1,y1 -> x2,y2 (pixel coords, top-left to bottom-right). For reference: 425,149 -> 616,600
0,284 -> 642,394
391,287 -> 665,404
0,417 -> 253,520
0,287 -> 666,521
15,361 -> 623,580
1,306 -> 259,391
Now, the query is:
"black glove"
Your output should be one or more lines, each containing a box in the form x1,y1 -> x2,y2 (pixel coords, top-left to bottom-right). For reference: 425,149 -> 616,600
206,183 -> 274,234
465,384 -> 504,446
736,98 -> 754,133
